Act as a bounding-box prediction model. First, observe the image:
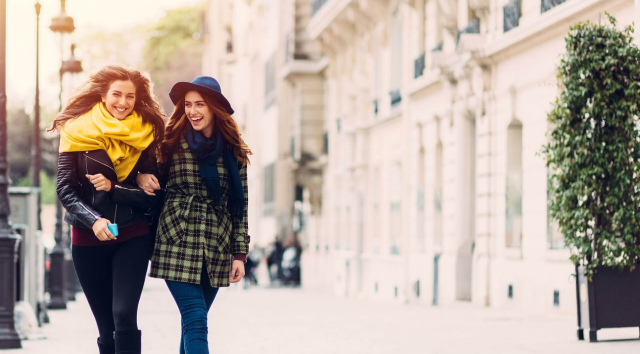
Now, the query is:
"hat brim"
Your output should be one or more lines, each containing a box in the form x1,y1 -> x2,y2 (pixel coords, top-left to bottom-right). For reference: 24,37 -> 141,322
169,82 -> 234,115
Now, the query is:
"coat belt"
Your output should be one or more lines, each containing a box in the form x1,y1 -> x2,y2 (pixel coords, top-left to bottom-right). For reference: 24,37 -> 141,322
172,193 -> 229,221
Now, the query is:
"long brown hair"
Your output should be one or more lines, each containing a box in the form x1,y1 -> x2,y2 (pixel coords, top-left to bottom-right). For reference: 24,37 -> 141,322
159,90 -> 252,165
48,65 -> 165,153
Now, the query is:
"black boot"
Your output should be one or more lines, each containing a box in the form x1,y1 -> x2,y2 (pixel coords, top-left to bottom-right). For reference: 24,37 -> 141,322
115,330 -> 141,354
97,337 -> 115,354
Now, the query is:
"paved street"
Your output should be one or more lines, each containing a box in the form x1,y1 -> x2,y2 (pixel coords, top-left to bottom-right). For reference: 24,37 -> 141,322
8,276 -> 640,354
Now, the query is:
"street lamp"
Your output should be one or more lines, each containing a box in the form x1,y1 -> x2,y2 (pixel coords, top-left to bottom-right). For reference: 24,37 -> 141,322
47,0 -> 75,310
61,43 -> 82,302
0,0 -> 23,349
33,2 -> 41,191
33,0 -> 51,324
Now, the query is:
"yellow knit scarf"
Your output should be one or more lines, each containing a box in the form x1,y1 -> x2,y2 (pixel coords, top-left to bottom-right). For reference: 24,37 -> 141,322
60,103 -> 154,182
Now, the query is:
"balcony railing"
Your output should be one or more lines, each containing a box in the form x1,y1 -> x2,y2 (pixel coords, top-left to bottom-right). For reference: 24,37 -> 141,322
541,0 -> 567,13
414,52 -> 426,79
457,18 -> 480,44
503,0 -> 521,33
312,0 -> 330,16
390,90 -> 402,107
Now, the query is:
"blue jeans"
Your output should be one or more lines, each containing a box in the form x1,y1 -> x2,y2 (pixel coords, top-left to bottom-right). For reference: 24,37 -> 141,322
165,265 -> 219,354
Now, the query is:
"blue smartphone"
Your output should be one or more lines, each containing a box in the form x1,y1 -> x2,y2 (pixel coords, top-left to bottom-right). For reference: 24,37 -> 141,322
107,224 -> 119,237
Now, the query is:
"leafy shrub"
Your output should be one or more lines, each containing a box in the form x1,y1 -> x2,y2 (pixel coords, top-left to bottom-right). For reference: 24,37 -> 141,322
543,14 -> 640,278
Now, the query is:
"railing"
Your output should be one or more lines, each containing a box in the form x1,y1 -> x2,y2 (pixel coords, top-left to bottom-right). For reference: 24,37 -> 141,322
390,90 -> 402,107
503,0 -> 520,33
457,18 -> 480,44
541,0 -> 567,13
414,52 -> 426,79
312,0 -> 330,17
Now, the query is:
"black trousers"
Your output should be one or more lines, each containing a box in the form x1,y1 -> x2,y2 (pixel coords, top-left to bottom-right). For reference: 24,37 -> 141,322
72,234 -> 152,343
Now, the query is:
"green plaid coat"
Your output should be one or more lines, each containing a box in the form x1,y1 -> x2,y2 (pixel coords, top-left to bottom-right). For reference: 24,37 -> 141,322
149,136 -> 250,287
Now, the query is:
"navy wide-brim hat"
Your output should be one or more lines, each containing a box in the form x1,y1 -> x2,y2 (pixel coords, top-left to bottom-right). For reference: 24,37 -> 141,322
169,76 -> 234,115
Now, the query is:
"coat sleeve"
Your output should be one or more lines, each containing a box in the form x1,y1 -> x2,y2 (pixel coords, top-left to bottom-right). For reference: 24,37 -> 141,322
230,163 -> 250,255
108,151 -> 161,210
57,152 -> 102,228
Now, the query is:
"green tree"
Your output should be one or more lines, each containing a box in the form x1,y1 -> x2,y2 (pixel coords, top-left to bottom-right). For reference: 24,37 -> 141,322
543,14 -> 640,277
142,4 -> 205,113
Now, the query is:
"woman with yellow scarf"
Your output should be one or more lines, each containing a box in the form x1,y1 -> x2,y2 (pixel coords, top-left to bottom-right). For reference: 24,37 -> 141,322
49,66 -> 165,354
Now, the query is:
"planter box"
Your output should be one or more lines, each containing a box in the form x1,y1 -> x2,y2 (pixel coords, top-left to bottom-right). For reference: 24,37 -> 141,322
576,265 -> 640,342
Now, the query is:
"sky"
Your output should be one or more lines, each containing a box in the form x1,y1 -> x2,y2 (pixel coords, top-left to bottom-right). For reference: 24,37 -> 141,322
5,0 -> 203,114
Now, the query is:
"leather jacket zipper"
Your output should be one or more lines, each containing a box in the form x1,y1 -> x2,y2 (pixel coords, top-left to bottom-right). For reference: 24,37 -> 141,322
115,185 -> 140,192
79,203 -> 99,220
85,154 -> 116,172
84,154 -> 95,206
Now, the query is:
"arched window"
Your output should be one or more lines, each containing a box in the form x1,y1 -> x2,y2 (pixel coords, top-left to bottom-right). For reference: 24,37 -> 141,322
505,119 -> 523,248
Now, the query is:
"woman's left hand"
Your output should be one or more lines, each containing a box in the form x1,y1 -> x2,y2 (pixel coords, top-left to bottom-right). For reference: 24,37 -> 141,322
86,174 -> 112,192
230,260 -> 245,283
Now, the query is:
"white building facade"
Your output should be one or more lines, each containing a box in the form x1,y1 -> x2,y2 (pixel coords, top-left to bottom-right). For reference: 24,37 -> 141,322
204,0 -> 640,314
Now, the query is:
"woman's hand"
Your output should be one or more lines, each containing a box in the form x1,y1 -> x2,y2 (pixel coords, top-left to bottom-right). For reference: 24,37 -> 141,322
92,218 -> 116,241
230,260 -> 245,283
86,174 -> 112,192
136,173 -> 160,196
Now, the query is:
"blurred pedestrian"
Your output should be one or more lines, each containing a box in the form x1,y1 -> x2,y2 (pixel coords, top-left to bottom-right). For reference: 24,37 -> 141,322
267,238 -> 284,283
137,76 -> 252,354
50,66 -> 165,354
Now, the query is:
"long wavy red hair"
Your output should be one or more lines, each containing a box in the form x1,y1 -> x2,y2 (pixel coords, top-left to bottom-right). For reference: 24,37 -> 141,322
48,65 -> 165,154
159,90 -> 252,165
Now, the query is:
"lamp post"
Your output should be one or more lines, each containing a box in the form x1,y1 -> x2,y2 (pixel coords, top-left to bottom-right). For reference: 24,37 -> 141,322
47,0 -> 75,310
61,43 -> 82,301
0,0 -> 23,349
33,1 -> 42,235
33,2 -> 41,191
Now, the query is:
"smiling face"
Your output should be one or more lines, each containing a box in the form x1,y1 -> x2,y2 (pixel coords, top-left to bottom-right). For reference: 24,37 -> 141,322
101,80 -> 136,120
185,90 -> 215,138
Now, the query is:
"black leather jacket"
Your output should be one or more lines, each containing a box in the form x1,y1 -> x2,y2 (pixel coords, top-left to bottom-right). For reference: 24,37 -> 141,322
56,149 -> 160,230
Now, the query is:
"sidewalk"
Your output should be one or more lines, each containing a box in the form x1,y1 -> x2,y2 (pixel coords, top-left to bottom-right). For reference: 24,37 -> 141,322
9,276 -> 640,354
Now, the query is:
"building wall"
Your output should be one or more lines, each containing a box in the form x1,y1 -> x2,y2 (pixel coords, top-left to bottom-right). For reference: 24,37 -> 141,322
203,0 -> 640,314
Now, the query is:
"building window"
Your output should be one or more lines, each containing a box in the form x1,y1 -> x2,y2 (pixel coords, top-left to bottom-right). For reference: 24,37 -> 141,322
434,141 -> 443,247
457,18 -> 480,45
346,205 -> 352,251
414,0 -> 427,79
390,12 -> 403,107
372,168 -> 380,253
417,146 -> 426,251
374,43 -> 381,117
503,0 -> 521,33
263,163 -> 275,215
389,163 -> 402,255
335,206 -> 341,250
505,120 -> 523,248
541,0 -> 567,14
323,131 -> 329,155
311,0 -> 329,16
264,53 -> 276,109
225,27 -> 234,54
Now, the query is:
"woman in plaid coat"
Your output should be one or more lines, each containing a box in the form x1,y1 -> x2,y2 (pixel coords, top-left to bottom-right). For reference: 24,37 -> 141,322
137,76 -> 251,354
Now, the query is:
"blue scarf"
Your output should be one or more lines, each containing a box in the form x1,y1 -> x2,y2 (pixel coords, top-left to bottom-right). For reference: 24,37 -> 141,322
185,127 -> 245,220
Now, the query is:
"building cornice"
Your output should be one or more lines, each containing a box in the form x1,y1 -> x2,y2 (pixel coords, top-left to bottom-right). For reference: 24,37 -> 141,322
279,58 -> 329,82
482,0 -> 627,61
